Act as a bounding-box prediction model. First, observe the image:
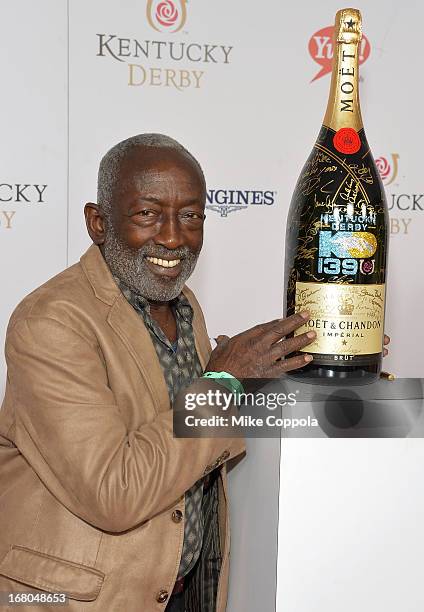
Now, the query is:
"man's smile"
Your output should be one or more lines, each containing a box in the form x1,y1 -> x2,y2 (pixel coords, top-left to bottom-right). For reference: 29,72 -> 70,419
146,256 -> 181,268
145,255 -> 183,278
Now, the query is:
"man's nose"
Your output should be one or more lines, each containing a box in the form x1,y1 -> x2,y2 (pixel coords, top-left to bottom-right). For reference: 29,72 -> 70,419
154,214 -> 184,250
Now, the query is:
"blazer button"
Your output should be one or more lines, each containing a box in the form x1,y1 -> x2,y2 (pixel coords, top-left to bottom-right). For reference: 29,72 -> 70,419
156,590 -> 169,604
172,509 -> 183,523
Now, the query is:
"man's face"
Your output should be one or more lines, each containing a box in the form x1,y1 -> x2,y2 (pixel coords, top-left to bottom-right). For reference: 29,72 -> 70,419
102,147 -> 206,302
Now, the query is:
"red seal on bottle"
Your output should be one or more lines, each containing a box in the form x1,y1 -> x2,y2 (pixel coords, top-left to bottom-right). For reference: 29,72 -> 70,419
333,128 -> 361,154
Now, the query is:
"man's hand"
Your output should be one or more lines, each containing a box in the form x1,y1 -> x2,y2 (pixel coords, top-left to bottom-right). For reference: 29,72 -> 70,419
205,311 -> 315,379
383,334 -> 390,357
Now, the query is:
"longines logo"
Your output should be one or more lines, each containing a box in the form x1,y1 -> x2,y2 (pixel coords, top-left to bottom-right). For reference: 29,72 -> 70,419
308,25 -> 371,82
376,153 -> 423,235
0,182 -> 47,230
146,0 -> 187,33
96,1 -> 233,91
206,189 -> 276,217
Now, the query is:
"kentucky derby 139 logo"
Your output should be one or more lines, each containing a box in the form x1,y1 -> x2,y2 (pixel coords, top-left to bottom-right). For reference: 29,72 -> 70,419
308,25 -> 371,82
146,0 -> 187,33
375,154 -> 399,186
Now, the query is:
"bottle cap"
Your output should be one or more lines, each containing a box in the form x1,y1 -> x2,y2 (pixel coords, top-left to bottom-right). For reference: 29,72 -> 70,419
335,8 -> 362,44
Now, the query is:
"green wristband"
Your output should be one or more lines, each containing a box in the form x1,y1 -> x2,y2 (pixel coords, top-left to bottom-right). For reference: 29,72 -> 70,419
202,371 -> 245,397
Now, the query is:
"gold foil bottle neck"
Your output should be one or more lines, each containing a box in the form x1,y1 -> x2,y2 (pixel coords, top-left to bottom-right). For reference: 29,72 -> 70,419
322,7 -> 364,132
335,8 -> 362,44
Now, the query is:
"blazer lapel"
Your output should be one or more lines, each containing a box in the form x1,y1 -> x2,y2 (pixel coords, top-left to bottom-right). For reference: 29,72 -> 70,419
80,244 -> 211,415
81,244 -> 169,414
182,285 -> 212,370
107,295 -> 170,414
191,310 -> 211,370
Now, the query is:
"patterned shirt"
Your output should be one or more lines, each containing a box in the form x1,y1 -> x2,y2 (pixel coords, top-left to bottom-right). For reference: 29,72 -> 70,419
115,279 -> 205,578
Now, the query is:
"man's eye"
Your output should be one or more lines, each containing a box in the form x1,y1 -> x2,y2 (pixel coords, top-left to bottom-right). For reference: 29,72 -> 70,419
137,210 -> 157,217
181,212 -> 204,220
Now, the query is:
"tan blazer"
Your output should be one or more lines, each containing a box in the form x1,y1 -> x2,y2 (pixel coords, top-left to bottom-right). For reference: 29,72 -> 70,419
0,244 -> 245,611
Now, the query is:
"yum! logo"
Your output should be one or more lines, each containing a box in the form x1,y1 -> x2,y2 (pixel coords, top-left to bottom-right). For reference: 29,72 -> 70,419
146,0 -> 187,33
308,25 -> 371,82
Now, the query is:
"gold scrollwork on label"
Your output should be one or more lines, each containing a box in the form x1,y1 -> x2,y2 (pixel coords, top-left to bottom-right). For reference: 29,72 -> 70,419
295,281 -> 385,355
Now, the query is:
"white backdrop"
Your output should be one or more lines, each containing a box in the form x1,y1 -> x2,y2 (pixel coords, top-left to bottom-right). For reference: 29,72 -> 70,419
1,1 -> 423,611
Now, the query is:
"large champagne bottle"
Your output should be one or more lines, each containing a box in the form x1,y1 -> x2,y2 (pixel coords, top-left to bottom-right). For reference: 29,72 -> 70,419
284,8 -> 389,382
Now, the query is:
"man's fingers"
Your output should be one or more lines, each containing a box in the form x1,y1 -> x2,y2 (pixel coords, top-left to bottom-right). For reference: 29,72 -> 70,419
263,311 -> 310,344
270,331 -> 316,361
270,353 -> 313,375
383,334 -> 390,357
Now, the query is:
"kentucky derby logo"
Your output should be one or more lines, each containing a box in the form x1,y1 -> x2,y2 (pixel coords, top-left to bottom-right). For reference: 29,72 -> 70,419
146,0 -> 187,33
308,25 -> 371,82
375,154 -> 399,186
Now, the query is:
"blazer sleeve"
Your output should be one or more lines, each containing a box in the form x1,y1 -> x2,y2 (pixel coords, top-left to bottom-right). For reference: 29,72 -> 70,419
6,316 -> 245,533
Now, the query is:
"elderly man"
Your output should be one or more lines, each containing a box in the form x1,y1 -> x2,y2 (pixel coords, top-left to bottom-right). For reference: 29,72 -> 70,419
0,134 -> 355,611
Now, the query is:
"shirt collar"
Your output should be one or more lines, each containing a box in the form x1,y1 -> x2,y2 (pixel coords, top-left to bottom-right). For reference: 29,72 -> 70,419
113,276 -> 194,324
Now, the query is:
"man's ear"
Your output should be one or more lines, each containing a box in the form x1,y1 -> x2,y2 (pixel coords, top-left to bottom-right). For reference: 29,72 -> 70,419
84,203 -> 106,245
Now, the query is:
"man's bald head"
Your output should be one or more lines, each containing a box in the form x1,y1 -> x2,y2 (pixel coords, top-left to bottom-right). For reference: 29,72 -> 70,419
97,133 -> 205,217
